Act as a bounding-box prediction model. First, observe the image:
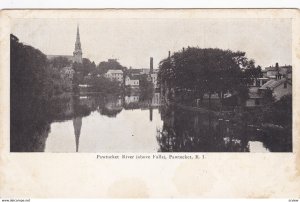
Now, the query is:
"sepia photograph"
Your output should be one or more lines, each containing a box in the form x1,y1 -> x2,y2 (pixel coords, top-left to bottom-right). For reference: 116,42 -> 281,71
1,9 -> 300,199
10,16 -> 293,153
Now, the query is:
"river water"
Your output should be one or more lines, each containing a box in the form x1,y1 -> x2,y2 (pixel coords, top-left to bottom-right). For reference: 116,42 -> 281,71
10,92 -> 292,152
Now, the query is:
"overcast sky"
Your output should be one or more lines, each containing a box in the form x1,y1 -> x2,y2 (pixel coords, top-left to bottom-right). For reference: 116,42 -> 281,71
11,18 -> 291,69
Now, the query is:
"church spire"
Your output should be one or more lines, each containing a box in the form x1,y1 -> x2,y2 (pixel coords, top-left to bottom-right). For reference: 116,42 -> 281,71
73,24 -> 83,63
76,24 -> 80,44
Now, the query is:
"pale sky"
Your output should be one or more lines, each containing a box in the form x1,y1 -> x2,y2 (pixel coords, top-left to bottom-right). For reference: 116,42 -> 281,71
11,18 -> 291,69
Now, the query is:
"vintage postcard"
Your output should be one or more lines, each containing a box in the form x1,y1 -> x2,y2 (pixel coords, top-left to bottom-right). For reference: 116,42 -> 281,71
0,9 -> 299,198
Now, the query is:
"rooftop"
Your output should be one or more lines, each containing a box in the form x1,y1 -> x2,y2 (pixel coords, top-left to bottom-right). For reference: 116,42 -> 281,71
264,65 -> 292,72
126,74 -> 141,80
106,69 -> 123,74
259,79 -> 291,90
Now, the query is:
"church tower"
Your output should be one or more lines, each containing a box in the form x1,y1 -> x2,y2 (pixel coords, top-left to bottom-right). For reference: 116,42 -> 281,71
73,25 -> 83,63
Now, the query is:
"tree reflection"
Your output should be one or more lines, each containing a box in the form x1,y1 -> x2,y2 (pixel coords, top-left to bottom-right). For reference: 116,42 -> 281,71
157,102 -> 293,152
97,95 -> 123,118
11,93 -> 93,152
157,104 -> 251,152
12,90 -> 291,152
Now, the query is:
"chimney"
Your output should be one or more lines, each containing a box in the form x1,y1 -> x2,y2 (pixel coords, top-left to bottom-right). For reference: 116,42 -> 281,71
275,62 -> 279,74
150,57 -> 153,74
168,51 -> 171,58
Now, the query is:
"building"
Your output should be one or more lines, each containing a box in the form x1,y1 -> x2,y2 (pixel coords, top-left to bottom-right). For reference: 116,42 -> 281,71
141,69 -> 151,74
127,68 -> 150,76
245,77 -> 270,107
47,25 -> 83,64
245,90 -> 264,107
61,66 -> 75,79
73,25 -> 83,63
259,78 -> 292,101
105,69 -> 124,82
262,63 -> 292,80
150,73 -> 158,88
148,57 -> 159,88
251,77 -> 270,87
125,75 -> 139,87
245,62 -> 292,107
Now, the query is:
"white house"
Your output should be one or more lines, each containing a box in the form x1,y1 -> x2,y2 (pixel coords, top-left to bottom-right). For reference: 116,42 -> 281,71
105,69 -> 124,82
259,78 -> 292,101
125,75 -> 139,87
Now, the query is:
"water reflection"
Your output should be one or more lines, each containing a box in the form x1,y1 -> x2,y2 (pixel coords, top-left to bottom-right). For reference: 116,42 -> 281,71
73,117 -> 82,152
44,92 -> 162,152
10,94 -> 51,152
11,91 -> 291,152
99,95 -> 123,117
157,103 -> 291,152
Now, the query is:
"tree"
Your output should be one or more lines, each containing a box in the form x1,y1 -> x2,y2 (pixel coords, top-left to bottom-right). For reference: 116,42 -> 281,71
158,47 -> 261,108
48,56 -> 72,69
262,94 -> 292,127
88,75 -> 122,94
82,58 -> 96,76
97,59 -> 127,75
10,34 -> 68,151
10,33 -> 70,119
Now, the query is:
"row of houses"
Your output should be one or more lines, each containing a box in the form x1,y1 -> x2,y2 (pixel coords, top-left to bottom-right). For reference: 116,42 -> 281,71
125,68 -> 159,88
246,63 -> 292,107
104,57 -> 159,89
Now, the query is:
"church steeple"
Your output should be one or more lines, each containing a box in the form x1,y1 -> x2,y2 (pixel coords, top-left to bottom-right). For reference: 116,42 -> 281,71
76,25 -> 80,44
73,24 -> 83,63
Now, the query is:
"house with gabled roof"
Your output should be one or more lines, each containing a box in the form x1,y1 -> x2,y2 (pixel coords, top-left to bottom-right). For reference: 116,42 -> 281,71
105,69 -> 124,83
259,78 -> 292,101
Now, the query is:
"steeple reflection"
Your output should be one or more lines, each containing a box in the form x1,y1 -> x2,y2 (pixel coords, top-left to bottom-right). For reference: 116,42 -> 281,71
73,117 -> 82,152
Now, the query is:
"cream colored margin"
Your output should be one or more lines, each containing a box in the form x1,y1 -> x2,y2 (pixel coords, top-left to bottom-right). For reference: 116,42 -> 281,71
0,9 -> 299,198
